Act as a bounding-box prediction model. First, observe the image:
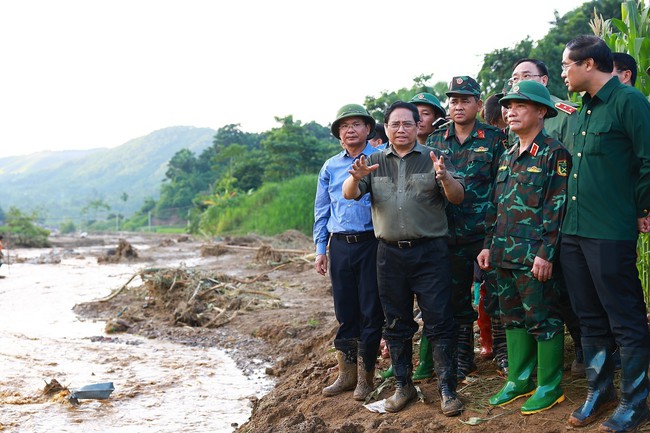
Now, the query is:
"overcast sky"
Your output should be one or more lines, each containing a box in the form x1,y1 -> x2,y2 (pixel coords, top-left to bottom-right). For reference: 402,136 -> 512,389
0,0 -> 589,158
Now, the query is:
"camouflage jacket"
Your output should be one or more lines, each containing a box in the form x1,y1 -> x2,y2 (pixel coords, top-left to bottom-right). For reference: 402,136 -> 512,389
483,131 -> 571,269
427,121 -> 507,245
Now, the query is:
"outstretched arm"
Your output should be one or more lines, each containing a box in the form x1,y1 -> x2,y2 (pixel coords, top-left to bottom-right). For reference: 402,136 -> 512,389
342,155 -> 378,200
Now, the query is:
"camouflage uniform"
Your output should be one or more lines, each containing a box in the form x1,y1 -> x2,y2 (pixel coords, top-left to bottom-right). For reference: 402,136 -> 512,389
427,76 -> 507,379
427,120 -> 506,324
484,131 -> 571,340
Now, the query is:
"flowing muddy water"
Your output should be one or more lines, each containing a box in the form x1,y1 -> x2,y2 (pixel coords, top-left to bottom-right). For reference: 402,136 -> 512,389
0,243 -> 273,433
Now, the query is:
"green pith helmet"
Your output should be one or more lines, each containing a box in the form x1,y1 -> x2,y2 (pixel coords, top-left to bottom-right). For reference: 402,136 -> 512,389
408,92 -> 446,118
499,80 -> 558,118
331,104 -> 376,140
446,76 -> 481,97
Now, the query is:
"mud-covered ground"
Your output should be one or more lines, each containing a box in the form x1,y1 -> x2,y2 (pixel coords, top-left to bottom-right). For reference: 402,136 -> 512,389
70,231 -> 615,433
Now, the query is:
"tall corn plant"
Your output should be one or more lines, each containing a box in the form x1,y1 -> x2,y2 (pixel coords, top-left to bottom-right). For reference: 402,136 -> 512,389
592,1 -> 650,306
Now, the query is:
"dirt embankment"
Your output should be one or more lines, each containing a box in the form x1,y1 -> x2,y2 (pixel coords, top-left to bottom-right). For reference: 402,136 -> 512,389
73,231 -> 595,433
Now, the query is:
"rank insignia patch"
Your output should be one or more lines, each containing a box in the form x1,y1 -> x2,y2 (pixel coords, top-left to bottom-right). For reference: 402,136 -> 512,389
555,102 -> 577,115
527,166 -> 542,173
557,160 -> 568,176
530,143 -> 539,157
477,130 -> 485,139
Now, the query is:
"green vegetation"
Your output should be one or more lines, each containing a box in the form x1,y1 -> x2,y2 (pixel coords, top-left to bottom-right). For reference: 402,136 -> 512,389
197,174 -> 317,236
1,207 -> 50,247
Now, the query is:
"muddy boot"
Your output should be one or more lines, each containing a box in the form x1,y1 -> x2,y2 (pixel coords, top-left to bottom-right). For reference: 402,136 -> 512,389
477,282 -> 493,359
599,347 -> 650,432
353,343 -> 377,401
353,361 -> 375,401
568,337 -> 618,428
489,328 -> 537,406
384,339 -> 417,413
492,316 -> 508,376
521,333 -> 565,414
412,335 -> 434,381
385,382 -> 417,412
457,324 -> 477,382
432,340 -> 464,416
322,339 -> 357,397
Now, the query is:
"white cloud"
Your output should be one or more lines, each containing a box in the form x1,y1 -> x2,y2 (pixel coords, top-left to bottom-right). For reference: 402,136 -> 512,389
0,0 -> 588,157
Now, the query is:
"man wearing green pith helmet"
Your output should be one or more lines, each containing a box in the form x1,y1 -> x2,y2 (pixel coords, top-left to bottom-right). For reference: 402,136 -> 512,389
314,104 -> 384,402
478,80 -> 570,415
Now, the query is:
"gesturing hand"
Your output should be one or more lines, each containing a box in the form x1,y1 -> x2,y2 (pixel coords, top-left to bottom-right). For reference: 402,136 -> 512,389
431,152 -> 447,181
348,155 -> 379,180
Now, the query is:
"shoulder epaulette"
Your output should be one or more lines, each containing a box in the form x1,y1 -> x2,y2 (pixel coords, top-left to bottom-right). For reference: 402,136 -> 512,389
555,102 -> 577,115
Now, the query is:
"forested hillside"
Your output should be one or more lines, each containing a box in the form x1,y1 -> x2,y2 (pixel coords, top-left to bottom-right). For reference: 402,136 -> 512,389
0,126 -> 215,226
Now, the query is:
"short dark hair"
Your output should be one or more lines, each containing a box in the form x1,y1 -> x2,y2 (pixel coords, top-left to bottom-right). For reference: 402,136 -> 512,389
483,94 -> 504,127
513,58 -> 549,78
612,52 -> 638,86
566,35 -> 613,73
374,124 -> 388,143
383,101 -> 420,124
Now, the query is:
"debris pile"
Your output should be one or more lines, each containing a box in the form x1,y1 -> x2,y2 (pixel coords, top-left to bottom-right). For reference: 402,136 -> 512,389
97,239 -> 138,263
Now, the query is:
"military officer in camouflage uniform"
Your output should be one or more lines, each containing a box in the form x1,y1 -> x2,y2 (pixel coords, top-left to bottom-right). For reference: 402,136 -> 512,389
426,76 -> 507,381
477,80 -> 571,415
508,58 -> 585,377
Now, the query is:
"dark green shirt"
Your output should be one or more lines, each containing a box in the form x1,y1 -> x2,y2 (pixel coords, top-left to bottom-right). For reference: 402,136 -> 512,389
427,121 -> 506,245
562,77 -> 650,241
484,131 -> 571,269
356,143 -> 465,241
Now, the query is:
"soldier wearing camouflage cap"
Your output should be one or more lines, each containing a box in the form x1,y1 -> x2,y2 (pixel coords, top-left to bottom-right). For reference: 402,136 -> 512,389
478,80 -> 571,416
409,92 -> 447,145
427,76 -> 507,382
315,103 -> 384,402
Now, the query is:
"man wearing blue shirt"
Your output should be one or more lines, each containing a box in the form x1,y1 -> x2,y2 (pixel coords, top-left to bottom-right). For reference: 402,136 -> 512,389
314,104 -> 384,401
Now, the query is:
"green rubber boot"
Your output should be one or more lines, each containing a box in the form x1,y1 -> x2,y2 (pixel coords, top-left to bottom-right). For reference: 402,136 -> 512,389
412,335 -> 434,381
521,333 -> 565,414
380,365 -> 394,379
489,328 -> 537,406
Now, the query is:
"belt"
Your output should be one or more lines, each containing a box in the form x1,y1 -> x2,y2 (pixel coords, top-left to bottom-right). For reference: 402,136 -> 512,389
381,238 -> 435,248
332,231 -> 376,244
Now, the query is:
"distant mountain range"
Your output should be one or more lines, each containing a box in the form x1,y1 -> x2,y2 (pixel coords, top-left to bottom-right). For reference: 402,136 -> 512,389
0,126 -> 216,226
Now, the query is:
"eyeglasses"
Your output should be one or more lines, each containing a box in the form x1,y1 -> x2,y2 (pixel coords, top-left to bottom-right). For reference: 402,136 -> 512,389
387,121 -> 417,130
561,60 -> 582,71
339,121 -> 365,132
507,74 -> 543,85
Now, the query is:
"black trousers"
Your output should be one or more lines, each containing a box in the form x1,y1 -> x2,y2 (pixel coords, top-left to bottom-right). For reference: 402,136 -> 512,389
329,235 -> 384,346
560,235 -> 650,348
377,237 -> 455,344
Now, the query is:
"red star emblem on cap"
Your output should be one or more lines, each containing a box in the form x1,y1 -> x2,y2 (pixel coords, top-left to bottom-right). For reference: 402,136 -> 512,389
456,78 -> 463,84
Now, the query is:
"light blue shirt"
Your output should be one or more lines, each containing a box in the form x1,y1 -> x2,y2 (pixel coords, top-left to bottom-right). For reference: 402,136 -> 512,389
313,143 -> 378,255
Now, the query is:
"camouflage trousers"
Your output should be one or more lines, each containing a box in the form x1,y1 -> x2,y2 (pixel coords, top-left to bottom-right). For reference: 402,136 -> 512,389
449,241 -> 481,325
481,268 -> 500,318
495,267 -> 564,341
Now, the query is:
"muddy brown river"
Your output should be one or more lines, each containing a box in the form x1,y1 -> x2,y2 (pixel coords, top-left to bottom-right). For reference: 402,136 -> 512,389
0,243 -> 272,433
